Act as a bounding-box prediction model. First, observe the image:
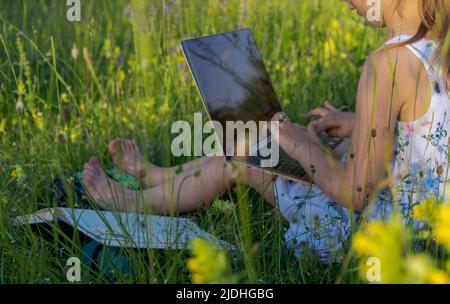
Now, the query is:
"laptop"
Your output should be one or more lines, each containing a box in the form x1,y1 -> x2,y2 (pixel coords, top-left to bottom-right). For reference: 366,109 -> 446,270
181,28 -> 342,181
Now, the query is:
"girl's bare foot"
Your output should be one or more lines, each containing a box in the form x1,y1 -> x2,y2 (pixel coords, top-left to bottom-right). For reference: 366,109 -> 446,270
82,156 -> 138,212
108,139 -> 162,188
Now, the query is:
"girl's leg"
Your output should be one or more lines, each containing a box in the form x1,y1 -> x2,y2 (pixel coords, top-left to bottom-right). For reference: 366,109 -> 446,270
108,139 -> 216,188
83,156 -> 277,215
332,138 -> 351,160
110,138 -> 350,192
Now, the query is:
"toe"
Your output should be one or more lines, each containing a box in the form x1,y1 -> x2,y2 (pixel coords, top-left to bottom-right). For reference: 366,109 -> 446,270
83,169 -> 95,187
87,156 -> 97,166
130,139 -> 138,151
91,158 -> 103,173
83,175 -> 94,187
108,139 -> 121,155
124,140 -> 132,152
83,161 -> 93,173
83,164 -> 95,175
91,156 -> 101,166
83,163 -> 96,176
84,157 -> 101,175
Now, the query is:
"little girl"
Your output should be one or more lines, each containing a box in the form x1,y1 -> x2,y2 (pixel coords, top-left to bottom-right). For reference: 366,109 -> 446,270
83,0 -> 450,259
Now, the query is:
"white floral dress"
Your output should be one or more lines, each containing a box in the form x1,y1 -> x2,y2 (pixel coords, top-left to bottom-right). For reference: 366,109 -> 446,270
274,35 -> 450,260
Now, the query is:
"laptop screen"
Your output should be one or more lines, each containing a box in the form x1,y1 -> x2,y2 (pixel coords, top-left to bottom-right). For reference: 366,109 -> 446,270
181,29 -> 282,126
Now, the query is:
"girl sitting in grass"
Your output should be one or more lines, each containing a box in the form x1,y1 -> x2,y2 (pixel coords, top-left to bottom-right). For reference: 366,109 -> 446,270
83,0 -> 450,259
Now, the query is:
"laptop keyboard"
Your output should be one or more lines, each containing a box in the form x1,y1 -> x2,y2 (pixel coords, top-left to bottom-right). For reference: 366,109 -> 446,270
246,133 -> 344,178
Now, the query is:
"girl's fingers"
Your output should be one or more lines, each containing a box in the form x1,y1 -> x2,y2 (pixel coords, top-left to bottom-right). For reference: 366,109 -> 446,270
314,117 -> 329,134
270,112 -> 289,133
324,101 -> 338,112
307,120 -> 317,133
302,107 -> 329,119
306,121 -> 321,144
271,112 -> 289,123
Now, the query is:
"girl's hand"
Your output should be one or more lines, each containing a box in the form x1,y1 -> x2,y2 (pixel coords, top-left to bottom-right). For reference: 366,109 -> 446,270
270,112 -> 309,160
303,101 -> 355,138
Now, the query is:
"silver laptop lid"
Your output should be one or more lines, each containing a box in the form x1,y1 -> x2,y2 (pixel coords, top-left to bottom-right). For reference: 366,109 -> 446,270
181,28 -> 282,126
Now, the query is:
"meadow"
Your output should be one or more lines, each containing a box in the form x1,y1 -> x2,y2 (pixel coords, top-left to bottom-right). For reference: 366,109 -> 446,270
0,0 -> 398,284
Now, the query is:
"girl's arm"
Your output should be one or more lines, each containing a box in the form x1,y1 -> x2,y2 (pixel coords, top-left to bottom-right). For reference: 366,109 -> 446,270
276,49 -> 406,211
302,101 -> 355,139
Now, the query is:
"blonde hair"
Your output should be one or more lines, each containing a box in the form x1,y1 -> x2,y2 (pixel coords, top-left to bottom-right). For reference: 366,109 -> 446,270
402,0 -> 450,93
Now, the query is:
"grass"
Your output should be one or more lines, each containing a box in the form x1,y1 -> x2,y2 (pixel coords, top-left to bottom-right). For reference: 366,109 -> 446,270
0,0 -> 387,283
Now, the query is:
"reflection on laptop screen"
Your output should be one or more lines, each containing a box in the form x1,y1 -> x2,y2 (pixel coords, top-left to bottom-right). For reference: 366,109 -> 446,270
181,29 -> 282,126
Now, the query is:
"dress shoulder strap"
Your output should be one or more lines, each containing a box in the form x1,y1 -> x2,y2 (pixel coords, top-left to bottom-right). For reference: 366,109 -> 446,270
383,35 -> 440,83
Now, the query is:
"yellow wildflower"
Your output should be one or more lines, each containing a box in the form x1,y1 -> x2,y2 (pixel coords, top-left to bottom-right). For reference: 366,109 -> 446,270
352,214 -> 406,283
128,59 -> 136,67
187,238 -> 234,284
61,93 -> 69,103
331,20 -> 340,30
159,103 -> 170,115
435,226 -> 450,249
404,254 -> 449,284
32,111 -> 45,131
405,255 -> 430,283
79,102 -> 86,114
412,204 -> 427,221
17,82 -> 26,95
324,39 -> 337,60
114,46 -> 121,58
10,165 -> 27,186
117,69 -> 125,82
148,113 -> 158,123
434,204 -> 450,250
69,127 -> 82,143
352,233 -> 377,255
412,198 -> 437,222
344,32 -> 353,44
103,39 -> 112,58
10,165 -> 24,179
427,269 -> 450,284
